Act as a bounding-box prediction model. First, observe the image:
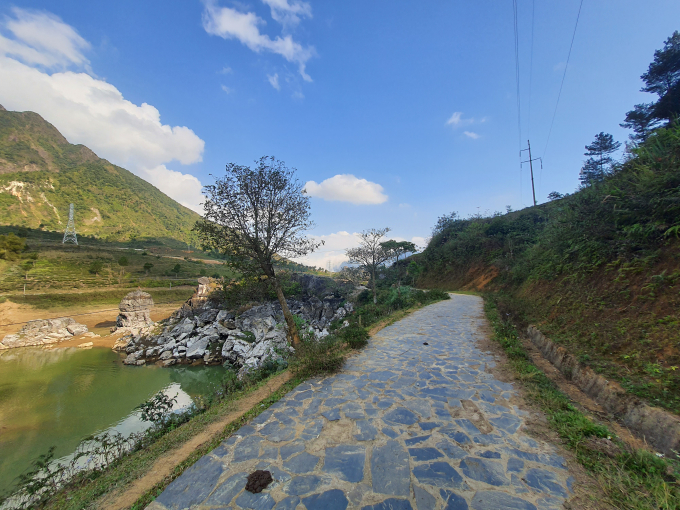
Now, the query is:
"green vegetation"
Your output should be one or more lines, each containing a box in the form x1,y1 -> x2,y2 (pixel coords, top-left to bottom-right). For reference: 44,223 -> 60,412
485,298 -> 680,509
416,122 -> 680,412
0,233 -> 27,260
0,108 -> 200,243
6,288 -> 195,310
0,228 -> 237,294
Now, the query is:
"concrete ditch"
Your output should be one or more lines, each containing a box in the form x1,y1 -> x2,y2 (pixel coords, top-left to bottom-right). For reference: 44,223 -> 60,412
527,325 -> 680,457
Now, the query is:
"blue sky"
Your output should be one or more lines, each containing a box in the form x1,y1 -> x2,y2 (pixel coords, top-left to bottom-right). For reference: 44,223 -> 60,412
0,1 -> 678,268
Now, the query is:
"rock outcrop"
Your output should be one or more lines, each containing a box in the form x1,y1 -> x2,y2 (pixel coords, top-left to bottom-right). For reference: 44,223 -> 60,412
115,290 -> 154,331
115,293 -> 353,377
0,318 -> 89,350
174,277 -> 222,318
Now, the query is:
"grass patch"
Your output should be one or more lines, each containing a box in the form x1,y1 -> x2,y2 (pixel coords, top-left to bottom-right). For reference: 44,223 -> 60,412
6,288 -> 195,310
484,295 -> 680,510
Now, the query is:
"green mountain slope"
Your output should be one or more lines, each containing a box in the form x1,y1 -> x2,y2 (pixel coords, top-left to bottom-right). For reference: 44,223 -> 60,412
0,105 -> 201,243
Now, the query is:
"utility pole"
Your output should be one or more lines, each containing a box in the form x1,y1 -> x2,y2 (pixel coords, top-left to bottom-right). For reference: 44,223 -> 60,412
520,140 -> 542,207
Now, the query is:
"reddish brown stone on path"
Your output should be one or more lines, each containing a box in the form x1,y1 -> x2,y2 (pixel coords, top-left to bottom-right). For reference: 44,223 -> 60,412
245,470 -> 273,493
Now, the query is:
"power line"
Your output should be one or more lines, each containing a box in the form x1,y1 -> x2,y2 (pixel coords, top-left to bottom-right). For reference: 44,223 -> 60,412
512,0 -> 523,205
512,0 -> 522,150
527,0 -> 535,140
542,0 -> 585,158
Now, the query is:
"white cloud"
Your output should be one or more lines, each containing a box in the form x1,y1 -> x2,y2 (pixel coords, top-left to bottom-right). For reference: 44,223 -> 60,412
294,230 -> 361,271
221,84 -> 233,93
446,111 -> 476,127
262,0 -> 311,30
464,131 -> 480,139
293,231 -> 426,271
304,174 -> 388,205
0,8 -> 90,69
267,73 -> 280,90
219,65 -> 233,74
398,203 -> 411,209
202,1 -> 314,81
143,165 -> 204,213
0,8 -> 206,214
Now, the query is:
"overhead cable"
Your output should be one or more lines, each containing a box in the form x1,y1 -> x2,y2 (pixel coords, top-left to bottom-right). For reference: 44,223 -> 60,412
542,0 -> 585,158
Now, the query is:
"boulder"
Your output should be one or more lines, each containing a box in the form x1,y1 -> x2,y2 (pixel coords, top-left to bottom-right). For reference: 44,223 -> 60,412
67,323 -> 88,336
116,291 -> 154,330
0,317 -> 89,350
186,337 -> 210,359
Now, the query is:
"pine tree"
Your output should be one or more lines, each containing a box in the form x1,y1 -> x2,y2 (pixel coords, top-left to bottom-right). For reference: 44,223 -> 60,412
579,132 -> 621,187
622,31 -> 680,143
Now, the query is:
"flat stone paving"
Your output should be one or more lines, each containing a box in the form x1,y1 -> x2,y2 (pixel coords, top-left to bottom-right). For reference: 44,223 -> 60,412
148,294 -> 574,510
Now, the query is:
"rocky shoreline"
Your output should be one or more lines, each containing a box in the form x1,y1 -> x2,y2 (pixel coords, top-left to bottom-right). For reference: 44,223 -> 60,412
0,318 -> 90,350
115,275 -> 356,378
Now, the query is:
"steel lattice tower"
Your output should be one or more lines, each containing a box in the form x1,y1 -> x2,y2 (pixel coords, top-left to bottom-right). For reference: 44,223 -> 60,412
63,203 -> 78,245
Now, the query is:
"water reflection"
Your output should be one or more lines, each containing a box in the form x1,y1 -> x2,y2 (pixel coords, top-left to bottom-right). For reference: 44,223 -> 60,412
0,345 -> 225,495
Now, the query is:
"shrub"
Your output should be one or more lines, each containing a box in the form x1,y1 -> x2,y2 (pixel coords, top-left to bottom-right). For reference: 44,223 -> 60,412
290,336 -> 344,378
341,324 -> 369,349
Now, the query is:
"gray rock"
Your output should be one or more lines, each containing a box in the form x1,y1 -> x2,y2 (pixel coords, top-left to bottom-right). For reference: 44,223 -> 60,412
235,490 -> 276,510
204,472 -> 248,506
414,486 -> 436,510
283,452 -> 319,474
470,491 -> 536,510
323,445 -> 365,482
186,337 -> 210,359
285,475 -> 323,495
460,457 -> 509,486
155,456 -> 223,509
361,499 -> 413,510
371,440 -> 410,496
413,462 -> 465,489
115,290 -> 154,330
522,468 -> 567,498
303,489 -> 348,510
439,489 -> 469,510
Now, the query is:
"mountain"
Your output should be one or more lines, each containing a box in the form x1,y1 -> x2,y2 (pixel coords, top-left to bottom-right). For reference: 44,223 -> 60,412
0,105 -> 201,243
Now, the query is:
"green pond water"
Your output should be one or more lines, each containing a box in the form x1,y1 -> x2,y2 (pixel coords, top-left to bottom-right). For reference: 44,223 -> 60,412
0,346 -> 226,496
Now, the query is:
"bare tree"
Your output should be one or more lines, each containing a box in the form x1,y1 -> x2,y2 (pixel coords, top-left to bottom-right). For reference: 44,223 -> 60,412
195,156 -> 321,348
346,228 -> 391,304
380,240 -> 417,290
338,266 -> 368,286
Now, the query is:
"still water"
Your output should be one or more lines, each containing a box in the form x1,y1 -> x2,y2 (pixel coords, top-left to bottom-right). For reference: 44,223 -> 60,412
0,346 -> 226,495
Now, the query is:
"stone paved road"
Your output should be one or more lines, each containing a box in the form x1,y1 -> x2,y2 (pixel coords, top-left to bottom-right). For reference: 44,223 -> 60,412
148,294 -> 574,510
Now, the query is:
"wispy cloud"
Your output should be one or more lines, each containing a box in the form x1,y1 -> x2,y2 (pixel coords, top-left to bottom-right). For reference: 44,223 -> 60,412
221,84 -> 233,93
446,111 -> 473,127
0,7 -> 90,69
262,0 -> 311,31
464,131 -> 480,139
202,0 -> 314,81
219,66 -> 232,74
304,174 -> 388,205
267,72 -> 280,90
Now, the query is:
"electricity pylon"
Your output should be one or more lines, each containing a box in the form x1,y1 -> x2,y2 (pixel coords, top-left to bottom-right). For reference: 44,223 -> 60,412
63,203 -> 78,245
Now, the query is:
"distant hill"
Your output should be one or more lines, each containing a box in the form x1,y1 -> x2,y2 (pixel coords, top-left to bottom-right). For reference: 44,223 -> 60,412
0,105 -> 201,243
